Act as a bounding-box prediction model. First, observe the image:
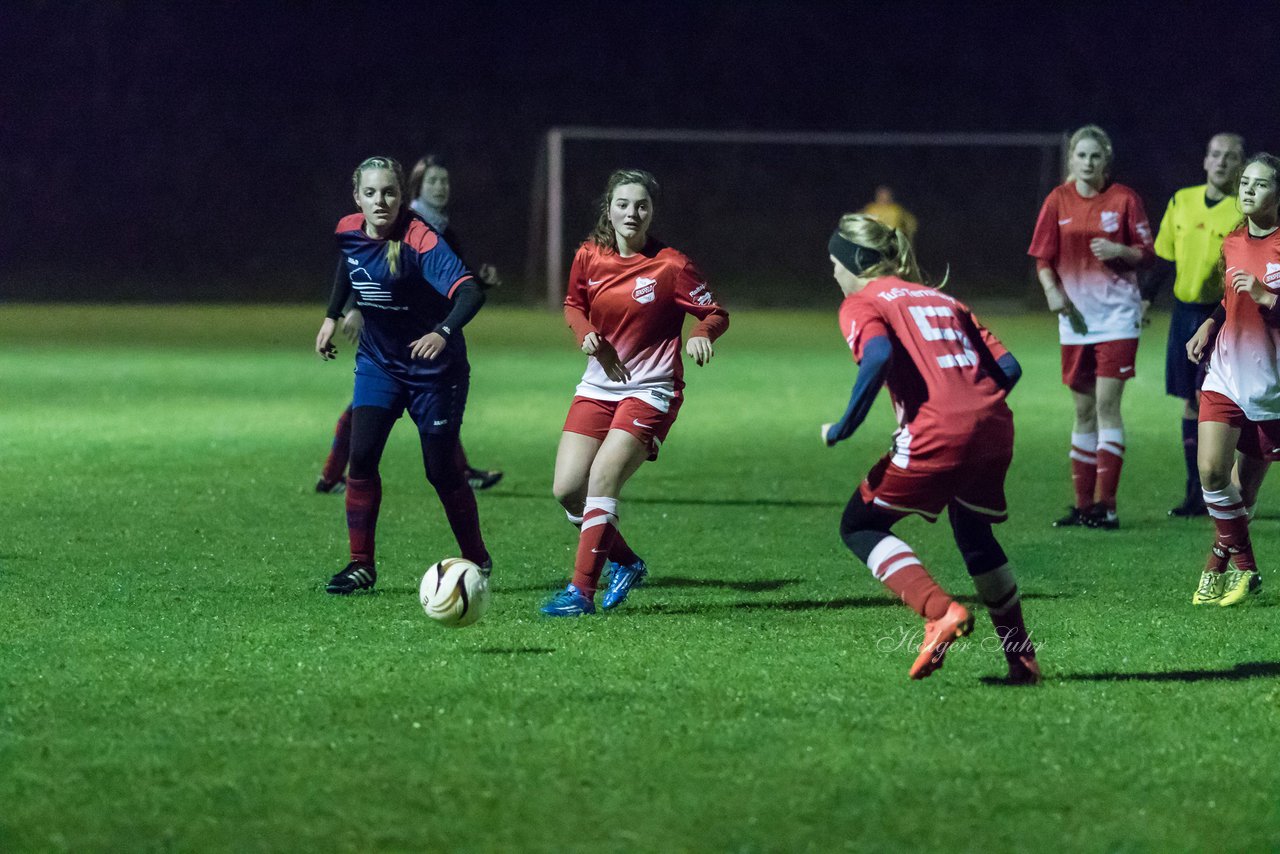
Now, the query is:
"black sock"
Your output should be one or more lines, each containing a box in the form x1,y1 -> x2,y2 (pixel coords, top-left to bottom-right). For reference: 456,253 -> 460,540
1182,417 -> 1200,498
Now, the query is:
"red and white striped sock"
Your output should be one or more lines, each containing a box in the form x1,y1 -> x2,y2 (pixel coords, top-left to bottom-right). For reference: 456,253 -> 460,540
1070,431 -> 1098,510
566,506 -> 639,565
1096,428 -> 1125,511
866,536 -> 951,620
1202,485 -> 1255,572
570,497 -> 620,599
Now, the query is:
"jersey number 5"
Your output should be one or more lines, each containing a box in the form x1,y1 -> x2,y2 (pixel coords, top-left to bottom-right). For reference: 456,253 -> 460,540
908,305 -> 978,369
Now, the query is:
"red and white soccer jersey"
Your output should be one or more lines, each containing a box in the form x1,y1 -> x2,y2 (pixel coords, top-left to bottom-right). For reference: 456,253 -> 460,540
1028,181 -> 1154,345
1202,228 -> 1280,421
839,276 -> 1013,470
563,240 -> 729,412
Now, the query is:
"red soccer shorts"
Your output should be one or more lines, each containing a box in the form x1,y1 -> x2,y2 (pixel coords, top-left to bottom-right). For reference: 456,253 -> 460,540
563,395 -> 682,461
1199,390 -> 1280,461
858,423 -> 1013,523
1060,338 -> 1139,392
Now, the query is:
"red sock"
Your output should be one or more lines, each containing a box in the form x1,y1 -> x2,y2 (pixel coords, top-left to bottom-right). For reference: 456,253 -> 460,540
345,476 -> 381,565
438,482 -> 490,566
1070,432 -> 1097,509
1095,429 -> 1125,511
565,509 -> 639,565
1204,486 -> 1255,572
867,537 -> 951,620
570,497 -> 620,600
322,405 -> 353,484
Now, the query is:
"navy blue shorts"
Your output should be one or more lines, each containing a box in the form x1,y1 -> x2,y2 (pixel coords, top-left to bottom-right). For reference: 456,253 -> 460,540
353,352 -> 468,435
1166,299 -> 1216,399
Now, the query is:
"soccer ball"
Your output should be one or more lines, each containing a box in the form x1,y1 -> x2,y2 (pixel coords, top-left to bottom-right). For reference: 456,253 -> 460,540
420,558 -> 489,628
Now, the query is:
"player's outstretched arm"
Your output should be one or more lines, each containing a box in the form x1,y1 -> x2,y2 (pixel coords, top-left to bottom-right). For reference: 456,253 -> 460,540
823,336 -> 891,447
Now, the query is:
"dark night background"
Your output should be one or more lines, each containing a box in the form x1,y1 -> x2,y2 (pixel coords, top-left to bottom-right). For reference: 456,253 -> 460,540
4,2 -> 1277,307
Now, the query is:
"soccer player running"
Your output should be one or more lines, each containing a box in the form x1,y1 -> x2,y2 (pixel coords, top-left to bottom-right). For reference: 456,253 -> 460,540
1030,125 -> 1155,529
822,213 -> 1038,683
315,156 -> 491,594
1184,152 -> 1280,607
541,169 -> 729,616
316,153 -> 503,495
1144,133 -> 1244,517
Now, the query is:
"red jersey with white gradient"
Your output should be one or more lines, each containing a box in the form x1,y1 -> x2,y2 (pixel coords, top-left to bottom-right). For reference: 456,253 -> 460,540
564,240 -> 729,412
1203,227 -> 1280,420
839,276 -> 1012,470
1028,181 -> 1155,345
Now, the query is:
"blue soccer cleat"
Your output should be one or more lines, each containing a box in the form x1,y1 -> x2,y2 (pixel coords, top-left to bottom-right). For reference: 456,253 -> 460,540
540,583 -> 596,617
601,559 -> 648,610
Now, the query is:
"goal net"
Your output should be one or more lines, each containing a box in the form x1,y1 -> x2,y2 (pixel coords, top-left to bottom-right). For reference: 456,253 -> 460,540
533,127 -> 1065,310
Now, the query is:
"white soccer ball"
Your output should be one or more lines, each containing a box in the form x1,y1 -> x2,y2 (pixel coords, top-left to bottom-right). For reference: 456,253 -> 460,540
420,558 -> 489,628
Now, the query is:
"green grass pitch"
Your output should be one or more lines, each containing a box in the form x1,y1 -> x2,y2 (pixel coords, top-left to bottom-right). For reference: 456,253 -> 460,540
3,303 -> 1279,852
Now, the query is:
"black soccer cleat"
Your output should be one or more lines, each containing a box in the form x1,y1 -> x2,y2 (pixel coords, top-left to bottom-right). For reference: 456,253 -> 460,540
316,477 -> 347,495
1169,494 -> 1208,518
1052,506 -> 1089,528
466,468 -> 504,491
326,560 -> 376,594
1082,502 -> 1120,530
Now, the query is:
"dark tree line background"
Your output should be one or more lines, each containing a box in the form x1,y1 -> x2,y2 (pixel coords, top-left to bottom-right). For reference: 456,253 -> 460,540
3,2 -> 1276,306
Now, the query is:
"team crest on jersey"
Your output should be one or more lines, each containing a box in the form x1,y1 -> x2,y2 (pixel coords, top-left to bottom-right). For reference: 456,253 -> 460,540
633,277 -> 657,304
348,259 -> 393,304
1100,211 -> 1120,233
1266,262 -> 1280,285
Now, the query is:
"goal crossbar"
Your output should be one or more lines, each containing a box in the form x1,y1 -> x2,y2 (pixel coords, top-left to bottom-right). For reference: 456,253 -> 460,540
541,126 -> 1066,308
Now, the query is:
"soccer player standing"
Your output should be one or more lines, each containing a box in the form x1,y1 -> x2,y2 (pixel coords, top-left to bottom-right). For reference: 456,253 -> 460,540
823,213 -> 1038,683
1029,125 -> 1155,529
315,156 -> 491,594
1145,133 -> 1244,517
316,153 -> 503,495
541,169 -> 729,616
1184,153 -> 1280,607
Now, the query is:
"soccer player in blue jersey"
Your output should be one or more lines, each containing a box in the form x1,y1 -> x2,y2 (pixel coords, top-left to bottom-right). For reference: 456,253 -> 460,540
315,156 -> 491,594
316,153 -> 503,494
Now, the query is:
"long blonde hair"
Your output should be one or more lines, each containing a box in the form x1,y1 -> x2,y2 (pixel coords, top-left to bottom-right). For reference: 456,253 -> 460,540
351,156 -> 407,276
590,169 -> 660,251
835,213 -> 940,285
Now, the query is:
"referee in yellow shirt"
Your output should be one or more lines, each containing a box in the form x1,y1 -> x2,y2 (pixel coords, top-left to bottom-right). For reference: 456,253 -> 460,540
1144,133 -> 1244,517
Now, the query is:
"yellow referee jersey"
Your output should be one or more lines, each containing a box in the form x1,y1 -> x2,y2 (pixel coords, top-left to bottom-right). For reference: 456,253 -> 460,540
1153,184 -> 1242,304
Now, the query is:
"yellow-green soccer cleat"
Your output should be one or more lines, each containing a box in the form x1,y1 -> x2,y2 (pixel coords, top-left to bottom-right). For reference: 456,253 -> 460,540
1218,569 -> 1261,607
1192,570 -> 1227,605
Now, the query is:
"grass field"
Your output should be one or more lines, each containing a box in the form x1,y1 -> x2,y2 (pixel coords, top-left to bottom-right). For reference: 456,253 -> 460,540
3,303 -> 1279,853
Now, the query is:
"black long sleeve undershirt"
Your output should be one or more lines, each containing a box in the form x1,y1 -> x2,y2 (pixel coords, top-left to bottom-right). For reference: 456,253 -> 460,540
325,258 -> 351,319
433,280 -> 486,337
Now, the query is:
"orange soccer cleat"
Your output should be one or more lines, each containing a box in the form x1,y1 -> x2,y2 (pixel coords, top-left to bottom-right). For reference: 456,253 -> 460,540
909,601 -> 974,680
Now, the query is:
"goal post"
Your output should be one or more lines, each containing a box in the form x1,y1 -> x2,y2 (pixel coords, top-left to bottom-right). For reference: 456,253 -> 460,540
539,126 -> 1067,309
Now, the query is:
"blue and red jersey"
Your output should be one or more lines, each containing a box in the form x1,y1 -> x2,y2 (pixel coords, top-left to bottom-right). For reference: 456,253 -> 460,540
333,212 -> 476,382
